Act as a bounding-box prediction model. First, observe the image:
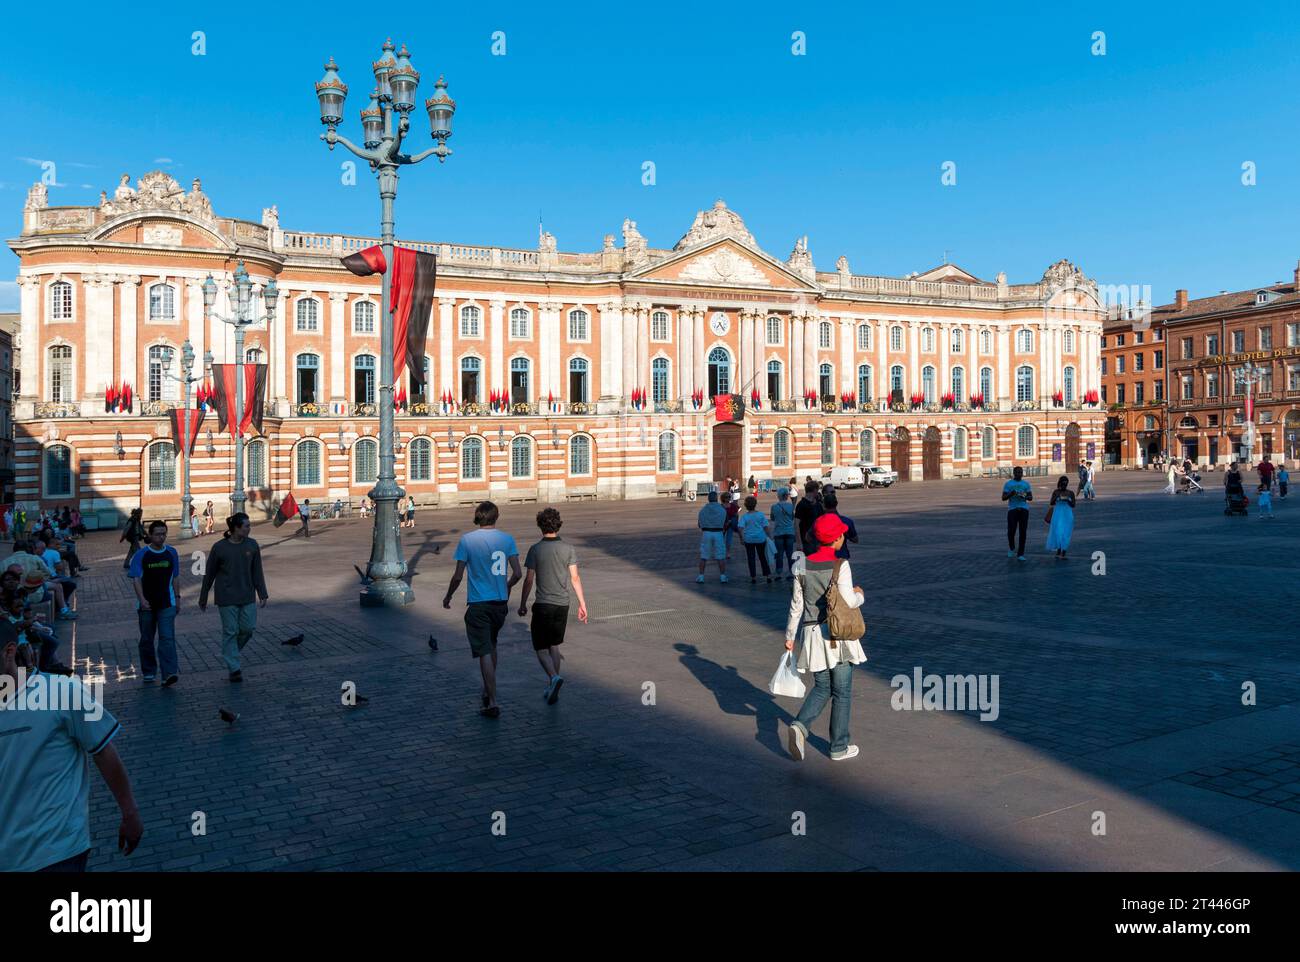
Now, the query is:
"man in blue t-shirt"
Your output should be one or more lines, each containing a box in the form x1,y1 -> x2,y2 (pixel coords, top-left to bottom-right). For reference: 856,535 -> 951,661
128,520 -> 182,686
443,501 -> 521,718
1001,467 -> 1034,561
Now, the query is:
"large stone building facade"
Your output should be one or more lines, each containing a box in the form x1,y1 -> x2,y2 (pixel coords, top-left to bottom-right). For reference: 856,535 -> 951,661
9,172 -> 1106,520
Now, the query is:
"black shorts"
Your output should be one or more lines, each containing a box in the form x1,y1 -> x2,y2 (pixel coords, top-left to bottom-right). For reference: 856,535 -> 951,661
464,601 -> 508,658
529,603 -> 569,651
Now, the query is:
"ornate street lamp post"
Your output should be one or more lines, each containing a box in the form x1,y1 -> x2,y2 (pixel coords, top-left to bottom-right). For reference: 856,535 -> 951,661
202,263 -> 278,519
1235,361 -> 1268,464
164,340 -> 207,539
314,41 -> 456,608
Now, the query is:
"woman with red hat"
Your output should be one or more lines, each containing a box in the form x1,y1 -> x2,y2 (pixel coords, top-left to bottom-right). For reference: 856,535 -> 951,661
782,512 -> 867,762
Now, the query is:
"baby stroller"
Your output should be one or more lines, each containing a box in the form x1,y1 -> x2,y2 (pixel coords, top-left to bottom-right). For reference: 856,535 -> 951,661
1182,470 -> 1204,494
1224,483 -> 1248,515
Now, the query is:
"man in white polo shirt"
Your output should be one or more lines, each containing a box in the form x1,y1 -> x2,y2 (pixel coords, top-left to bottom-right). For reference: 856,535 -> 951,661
0,622 -> 143,871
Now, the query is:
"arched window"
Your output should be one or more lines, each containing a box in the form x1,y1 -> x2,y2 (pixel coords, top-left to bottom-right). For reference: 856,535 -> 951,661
147,442 -> 177,492
1063,366 -> 1076,402
922,365 -> 936,403
857,324 -> 872,351
353,300 -> 375,333
568,309 -> 589,341
951,328 -> 964,353
890,364 -> 904,401
651,311 -> 670,342
149,283 -> 176,321
354,438 -> 378,483
568,357 -> 589,403
1016,329 -> 1033,353
569,434 -> 592,476
460,356 -> 481,403
950,366 -> 965,400
766,316 -> 782,345
43,445 -> 72,498
857,364 -> 872,403
246,439 -> 266,487
295,297 -> 319,332
708,346 -> 731,397
657,432 -> 677,472
890,326 -> 903,351
1016,365 -> 1034,402
245,347 -> 263,365
49,281 -> 73,320
509,435 -> 532,478
818,321 -> 832,349
461,437 -> 484,480
766,359 -> 782,402
295,439 -> 321,486
652,357 -> 670,404
820,429 -> 835,465
982,426 -> 996,459
773,429 -> 791,468
354,354 -> 376,404
980,330 -> 992,354
859,429 -> 875,463
1063,329 -> 1075,353
953,427 -> 967,460
509,357 -> 530,405
147,345 -> 177,402
979,366 -> 993,400
296,353 -> 319,404
819,363 -> 833,399
509,307 -> 530,339
1017,425 -> 1036,458
48,345 -> 73,402
921,327 -> 935,352
460,304 -> 481,337
409,436 -> 432,481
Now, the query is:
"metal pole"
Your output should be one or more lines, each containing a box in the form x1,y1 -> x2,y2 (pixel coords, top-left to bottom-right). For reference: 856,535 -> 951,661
181,368 -> 193,539
361,105 -> 413,607
231,326 -> 247,518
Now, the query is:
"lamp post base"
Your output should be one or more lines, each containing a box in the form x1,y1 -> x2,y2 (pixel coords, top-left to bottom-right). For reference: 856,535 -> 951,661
359,578 -> 415,608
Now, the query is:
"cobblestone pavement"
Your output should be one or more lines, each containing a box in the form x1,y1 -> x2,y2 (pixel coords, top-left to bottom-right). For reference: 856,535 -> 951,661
53,467 -> 1300,870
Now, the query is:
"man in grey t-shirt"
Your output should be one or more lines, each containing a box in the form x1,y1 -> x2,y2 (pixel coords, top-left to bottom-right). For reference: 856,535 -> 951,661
518,508 -> 589,705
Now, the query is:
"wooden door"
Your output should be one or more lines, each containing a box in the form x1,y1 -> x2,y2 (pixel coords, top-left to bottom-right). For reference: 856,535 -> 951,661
922,426 -> 941,480
712,422 -> 743,484
891,427 -> 911,482
1065,423 -> 1081,471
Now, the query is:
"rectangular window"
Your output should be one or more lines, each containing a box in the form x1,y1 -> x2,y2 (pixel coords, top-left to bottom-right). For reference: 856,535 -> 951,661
1181,375 -> 1193,400
296,443 -> 320,485
1154,380 -> 1164,401
857,324 -> 870,351
1115,334 -> 1125,347
1289,363 -> 1300,390
1134,381 -> 1145,403
1116,356 -> 1124,374
1116,384 -> 1125,403
1100,357 -> 1107,376
1154,349 -> 1163,369
1133,353 -> 1143,372
773,431 -> 789,468
1259,327 -> 1273,350
1206,372 -> 1219,398
1135,331 -> 1144,344
1232,330 -> 1245,353
247,443 -> 266,486
1206,334 -> 1219,355
651,312 -> 670,342
766,316 -> 782,345
1181,337 -> 1193,360
1288,323 -> 1300,347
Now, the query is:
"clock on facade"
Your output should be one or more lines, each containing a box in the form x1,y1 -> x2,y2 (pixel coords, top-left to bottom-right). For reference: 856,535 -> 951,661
709,312 -> 730,336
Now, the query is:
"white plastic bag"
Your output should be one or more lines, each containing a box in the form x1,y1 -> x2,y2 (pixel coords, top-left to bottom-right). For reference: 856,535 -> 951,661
768,650 -> 806,698
764,536 -> 776,570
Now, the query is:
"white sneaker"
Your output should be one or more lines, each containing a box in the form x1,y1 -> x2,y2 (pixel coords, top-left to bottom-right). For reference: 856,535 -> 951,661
719,574 -> 728,584
831,745 -> 860,761
787,724 -> 806,761
695,574 -> 705,584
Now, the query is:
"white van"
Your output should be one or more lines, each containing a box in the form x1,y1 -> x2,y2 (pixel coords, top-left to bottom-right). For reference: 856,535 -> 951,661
820,466 -> 865,489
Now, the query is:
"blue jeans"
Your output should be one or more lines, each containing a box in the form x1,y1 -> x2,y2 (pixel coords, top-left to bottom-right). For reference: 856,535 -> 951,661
138,605 -> 178,678
219,603 -> 258,672
772,534 -> 796,574
792,662 -> 854,755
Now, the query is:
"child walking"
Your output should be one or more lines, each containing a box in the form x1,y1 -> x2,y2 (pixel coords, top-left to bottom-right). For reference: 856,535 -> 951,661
517,508 -> 588,705
1257,483 -> 1274,519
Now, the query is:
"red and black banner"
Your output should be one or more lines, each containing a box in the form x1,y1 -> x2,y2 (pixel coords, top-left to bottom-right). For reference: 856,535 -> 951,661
272,492 -> 299,528
211,364 -> 268,438
714,393 -> 746,423
341,244 -> 436,392
168,407 -> 206,456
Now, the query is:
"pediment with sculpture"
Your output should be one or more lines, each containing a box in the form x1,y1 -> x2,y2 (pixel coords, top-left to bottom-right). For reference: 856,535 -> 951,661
632,239 -> 818,291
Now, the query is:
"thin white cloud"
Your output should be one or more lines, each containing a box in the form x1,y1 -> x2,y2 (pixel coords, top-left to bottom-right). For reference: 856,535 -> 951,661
16,156 -> 95,168
152,157 -> 174,164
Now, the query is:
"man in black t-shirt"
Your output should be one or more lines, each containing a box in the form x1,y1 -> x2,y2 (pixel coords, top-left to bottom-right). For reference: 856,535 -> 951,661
794,481 -> 824,556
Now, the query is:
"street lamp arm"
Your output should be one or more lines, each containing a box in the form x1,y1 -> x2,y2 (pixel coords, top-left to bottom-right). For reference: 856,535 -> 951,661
399,146 -> 450,165
322,129 -> 378,163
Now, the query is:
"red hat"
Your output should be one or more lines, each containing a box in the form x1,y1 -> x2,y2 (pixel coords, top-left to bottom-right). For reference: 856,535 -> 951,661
811,513 -> 848,546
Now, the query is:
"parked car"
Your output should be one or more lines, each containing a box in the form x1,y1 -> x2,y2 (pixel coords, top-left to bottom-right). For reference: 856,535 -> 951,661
821,466 -> 866,489
859,464 -> 898,487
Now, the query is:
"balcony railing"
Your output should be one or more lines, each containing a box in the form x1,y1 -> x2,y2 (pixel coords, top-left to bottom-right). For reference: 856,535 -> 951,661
294,402 -> 325,417
654,400 -> 684,414
350,402 -> 377,417
34,402 -> 81,418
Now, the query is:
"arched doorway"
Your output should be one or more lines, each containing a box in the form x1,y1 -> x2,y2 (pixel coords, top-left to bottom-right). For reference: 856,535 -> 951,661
712,422 -> 743,483
1064,422 -> 1081,471
891,427 -> 911,482
922,427 -> 941,480
1286,411 -> 1300,462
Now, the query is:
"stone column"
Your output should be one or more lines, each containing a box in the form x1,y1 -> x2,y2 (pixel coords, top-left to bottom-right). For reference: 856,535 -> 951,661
754,309 -> 767,400
186,279 -> 206,368
621,304 -> 637,403
998,327 -> 1011,406
791,312 -> 805,399
691,305 -> 706,396
876,318 -> 887,406
489,298 -> 506,398
83,274 -> 115,401
329,291 -> 347,403
839,317 -> 853,394
938,322 -> 950,403
17,276 -> 41,410
804,315 -> 818,398
599,301 -> 620,398
438,297 -> 455,402
676,306 -> 691,398
636,304 -> 650,398
908,322 -> 920,399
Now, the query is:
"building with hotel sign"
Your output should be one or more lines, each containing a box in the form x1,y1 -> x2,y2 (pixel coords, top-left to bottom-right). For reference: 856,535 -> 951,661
8,172 -> 1107,520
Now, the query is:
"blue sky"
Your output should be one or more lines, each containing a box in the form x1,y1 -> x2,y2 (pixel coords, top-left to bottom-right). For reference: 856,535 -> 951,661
4,0 -> 1300,311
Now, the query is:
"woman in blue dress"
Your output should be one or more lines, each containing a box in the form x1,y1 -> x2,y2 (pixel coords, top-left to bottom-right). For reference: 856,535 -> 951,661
1045,476 -> 1076,559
